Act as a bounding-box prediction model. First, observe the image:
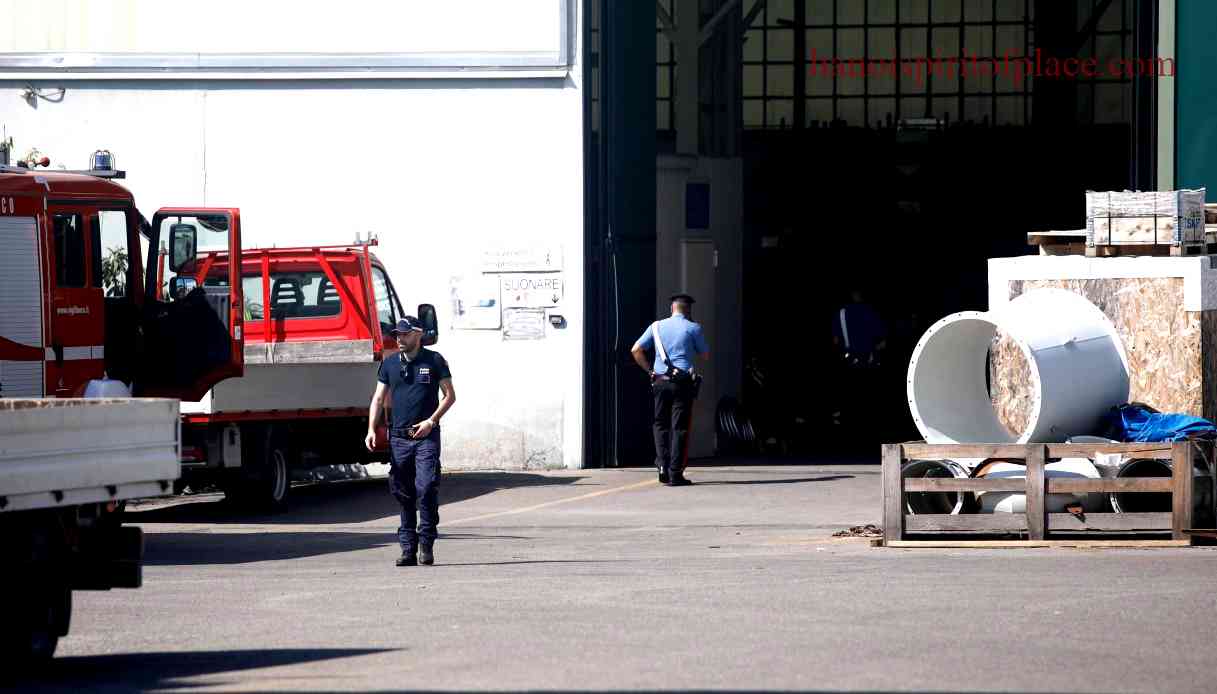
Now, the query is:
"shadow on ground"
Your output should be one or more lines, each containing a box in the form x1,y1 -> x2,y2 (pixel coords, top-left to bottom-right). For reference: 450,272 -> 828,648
693,475 -> 856,486
689,450 -> 881,466
5,648 -> 393,693
10,654 -> 1111,694
143,529 -> 547,566
144,530 -> 392,565
128,472 -> 584,526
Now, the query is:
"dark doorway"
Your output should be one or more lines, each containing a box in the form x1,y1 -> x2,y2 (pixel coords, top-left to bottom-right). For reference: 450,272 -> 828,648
584,0 -> 1160,464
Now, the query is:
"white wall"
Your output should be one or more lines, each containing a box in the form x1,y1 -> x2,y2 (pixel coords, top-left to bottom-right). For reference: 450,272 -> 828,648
0,0 -> 561,56
1,75 -> 585,469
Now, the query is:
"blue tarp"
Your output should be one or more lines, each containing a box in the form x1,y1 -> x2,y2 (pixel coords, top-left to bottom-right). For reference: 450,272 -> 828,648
1102,403 -> 1217,442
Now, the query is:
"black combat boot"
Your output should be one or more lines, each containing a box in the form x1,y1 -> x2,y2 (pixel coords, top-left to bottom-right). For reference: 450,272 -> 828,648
396,550 -> 418,567
418,544 -> 434,566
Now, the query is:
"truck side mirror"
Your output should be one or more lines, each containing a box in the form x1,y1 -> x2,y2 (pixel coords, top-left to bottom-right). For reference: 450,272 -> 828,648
169,223 -> 197,272
418,303 -> 439,346
169,275 -> 197,299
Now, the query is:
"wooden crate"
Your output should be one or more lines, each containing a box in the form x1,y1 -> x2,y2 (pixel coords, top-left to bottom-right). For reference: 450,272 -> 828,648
881,441 -> 1201,545
1086,189 -> 1206,256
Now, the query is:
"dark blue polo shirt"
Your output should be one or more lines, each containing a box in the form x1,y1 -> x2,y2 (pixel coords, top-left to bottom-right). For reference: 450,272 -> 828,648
377,348 -> 451,432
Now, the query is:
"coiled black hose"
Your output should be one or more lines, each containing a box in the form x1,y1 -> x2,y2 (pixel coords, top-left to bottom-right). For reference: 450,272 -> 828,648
716,396 -> 758,454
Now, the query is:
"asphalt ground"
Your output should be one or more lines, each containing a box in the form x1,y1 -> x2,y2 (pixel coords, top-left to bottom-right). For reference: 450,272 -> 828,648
13,462 -> 1217,693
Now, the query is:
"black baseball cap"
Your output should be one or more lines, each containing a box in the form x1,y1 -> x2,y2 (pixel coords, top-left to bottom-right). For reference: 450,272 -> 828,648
390,316 -> 425,335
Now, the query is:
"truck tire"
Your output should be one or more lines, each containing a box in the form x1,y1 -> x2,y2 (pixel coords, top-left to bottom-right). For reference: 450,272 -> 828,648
1,518 -> 71,668
223,425 -> 291,511
263,443 -> 291,509
3,576 -> 69,668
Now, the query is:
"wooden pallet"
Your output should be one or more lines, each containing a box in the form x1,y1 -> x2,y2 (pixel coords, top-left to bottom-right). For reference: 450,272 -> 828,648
1027,230 -> 1086,256
882,539 -> 1191,548
1085,242 -> 1207,258
881,441 -> 1204,547
1027,226 -> 1217,257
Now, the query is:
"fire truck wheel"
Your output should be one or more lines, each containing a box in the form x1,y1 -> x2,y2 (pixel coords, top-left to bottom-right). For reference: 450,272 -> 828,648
224,426 -> 291,511
264,444 -> 291,509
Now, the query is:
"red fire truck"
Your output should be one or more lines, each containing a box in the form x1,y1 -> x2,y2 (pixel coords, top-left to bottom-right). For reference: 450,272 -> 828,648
1,163 -> 434,510
176,242 -> 435,509
0,166 -> 245,400
0,162 -> 237,662
1,160 -> 435,659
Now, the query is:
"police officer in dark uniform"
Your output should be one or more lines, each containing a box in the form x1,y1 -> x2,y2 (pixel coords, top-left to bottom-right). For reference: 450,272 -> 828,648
631,293 -> 710,486
366,317 -> 456,567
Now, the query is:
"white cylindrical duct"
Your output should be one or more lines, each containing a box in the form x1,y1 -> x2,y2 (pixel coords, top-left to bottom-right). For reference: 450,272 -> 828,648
1110,458 -> 1214,519
902,459 -> 969,515
907,288 -> 1130,444
1109,458 -> 1172,513
975,458 -> 1103,513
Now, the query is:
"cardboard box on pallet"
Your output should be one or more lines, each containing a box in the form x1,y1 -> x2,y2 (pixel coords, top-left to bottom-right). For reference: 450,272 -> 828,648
1086,188 -> 1206,246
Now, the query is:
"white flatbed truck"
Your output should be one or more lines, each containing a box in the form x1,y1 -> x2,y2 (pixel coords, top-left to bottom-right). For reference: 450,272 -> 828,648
0,397 -> 179,664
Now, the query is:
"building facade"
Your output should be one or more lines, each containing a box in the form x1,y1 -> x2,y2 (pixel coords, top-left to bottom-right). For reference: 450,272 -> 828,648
1,0 -> 586,470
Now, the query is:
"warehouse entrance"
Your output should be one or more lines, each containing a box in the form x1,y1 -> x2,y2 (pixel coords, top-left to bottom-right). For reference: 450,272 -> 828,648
585,0 -> 1162,466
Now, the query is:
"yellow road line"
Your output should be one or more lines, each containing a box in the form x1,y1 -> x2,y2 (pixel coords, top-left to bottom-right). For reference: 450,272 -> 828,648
441,478 -> 658,527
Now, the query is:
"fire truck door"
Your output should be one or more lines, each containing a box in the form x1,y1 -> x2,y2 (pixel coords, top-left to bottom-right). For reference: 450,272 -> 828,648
45,206 -> 106,396
139,208 -> 244,400
0,200 -> 46,397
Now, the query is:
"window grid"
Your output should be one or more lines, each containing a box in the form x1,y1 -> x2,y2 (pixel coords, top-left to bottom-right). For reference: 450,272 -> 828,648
745,0 -> 1131,130
657,0 -> 677,132
1076,0 -> 1135,125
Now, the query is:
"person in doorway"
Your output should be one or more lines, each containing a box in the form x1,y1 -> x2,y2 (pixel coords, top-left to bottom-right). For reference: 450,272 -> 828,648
631,293 -> 710,486
366,316 -> 455,567
832,288 -> 886,366
830,288 -> 886,435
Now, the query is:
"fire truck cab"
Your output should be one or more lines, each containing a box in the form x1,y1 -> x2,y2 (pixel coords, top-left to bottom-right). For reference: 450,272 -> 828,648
0,166 -> 244,401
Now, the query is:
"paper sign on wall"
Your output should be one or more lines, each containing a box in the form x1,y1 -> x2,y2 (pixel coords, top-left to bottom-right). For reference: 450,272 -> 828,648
503,308 -> 546,340
482,243 -> 563,273
449,274 -> 501,330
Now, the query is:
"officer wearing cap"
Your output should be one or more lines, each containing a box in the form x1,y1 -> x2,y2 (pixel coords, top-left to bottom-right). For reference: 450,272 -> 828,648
366,316 -> 455,567
631,293 -> 710,486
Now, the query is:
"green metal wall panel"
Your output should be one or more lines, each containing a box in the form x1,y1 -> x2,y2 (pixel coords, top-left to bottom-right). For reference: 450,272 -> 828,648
1177,0 -> 1217,190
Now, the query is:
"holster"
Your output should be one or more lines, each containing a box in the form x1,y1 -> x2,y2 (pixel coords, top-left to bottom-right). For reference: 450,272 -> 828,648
660,368 -> 702,399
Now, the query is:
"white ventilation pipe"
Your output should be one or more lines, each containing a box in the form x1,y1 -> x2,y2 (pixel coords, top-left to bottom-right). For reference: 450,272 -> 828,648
907,288 -> 1129,444
1110,458 -> 1214,517
976,458 -> 1103,513
902,459 -> 969,515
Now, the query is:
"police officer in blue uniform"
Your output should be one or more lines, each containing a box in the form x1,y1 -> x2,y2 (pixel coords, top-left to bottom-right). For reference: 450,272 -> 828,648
631,293 -> 710,486
366,317 -> 456,567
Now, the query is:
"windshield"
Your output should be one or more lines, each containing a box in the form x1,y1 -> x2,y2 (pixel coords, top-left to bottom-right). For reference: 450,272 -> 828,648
155,214 -> 232,300
161,214 -> 229,257
207,271 -> 342,320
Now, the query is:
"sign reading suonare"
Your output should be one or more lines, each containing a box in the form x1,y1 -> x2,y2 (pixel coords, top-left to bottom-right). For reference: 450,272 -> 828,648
501,274 -> 563,308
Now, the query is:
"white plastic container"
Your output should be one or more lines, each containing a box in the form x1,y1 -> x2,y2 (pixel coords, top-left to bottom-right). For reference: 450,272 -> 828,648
976,458 -> 1103,513
84,377 -> 132,398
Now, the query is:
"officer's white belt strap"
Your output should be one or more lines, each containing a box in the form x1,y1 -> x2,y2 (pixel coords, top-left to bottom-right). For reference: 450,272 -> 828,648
652,322 -> 670,368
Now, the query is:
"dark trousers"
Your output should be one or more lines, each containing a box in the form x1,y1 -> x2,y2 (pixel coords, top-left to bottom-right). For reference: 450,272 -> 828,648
652,379 -> 694,475
388,430 -> 441,551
